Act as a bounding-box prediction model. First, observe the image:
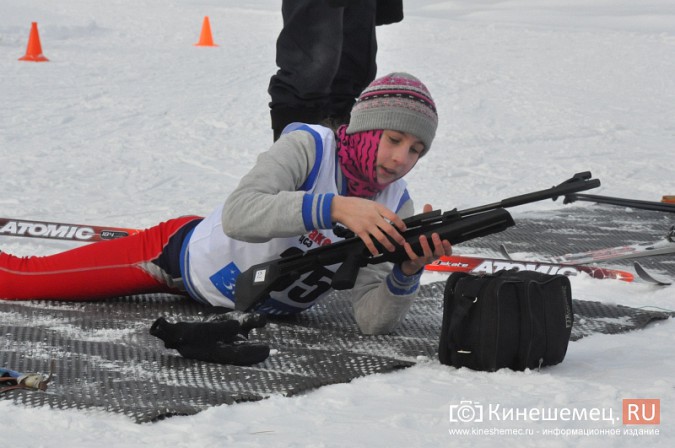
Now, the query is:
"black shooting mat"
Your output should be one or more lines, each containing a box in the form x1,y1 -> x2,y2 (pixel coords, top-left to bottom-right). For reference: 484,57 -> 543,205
0,205 -> 673,423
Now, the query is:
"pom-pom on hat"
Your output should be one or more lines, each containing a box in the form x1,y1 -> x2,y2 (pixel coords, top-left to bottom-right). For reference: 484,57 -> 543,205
346,72 -> 438,153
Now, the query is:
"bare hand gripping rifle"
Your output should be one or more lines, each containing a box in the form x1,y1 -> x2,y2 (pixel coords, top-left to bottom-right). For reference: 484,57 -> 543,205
234,172 -> 601,312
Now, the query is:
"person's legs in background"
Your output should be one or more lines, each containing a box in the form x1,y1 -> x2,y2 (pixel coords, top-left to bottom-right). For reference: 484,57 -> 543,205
268,1 -> 345,140
325,0 -> 378,128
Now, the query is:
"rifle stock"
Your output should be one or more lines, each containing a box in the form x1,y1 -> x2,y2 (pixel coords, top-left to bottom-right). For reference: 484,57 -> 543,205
234,171 -> 601,312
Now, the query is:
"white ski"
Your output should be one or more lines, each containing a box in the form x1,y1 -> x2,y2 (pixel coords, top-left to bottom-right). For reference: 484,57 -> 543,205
498,230 -> 675,286
548,227 -> 675,265
550,226 -> 675,264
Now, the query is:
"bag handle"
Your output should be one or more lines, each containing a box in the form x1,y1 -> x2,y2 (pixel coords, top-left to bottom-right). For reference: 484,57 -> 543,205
516,280 -> 549,371
448,294 -> 477,353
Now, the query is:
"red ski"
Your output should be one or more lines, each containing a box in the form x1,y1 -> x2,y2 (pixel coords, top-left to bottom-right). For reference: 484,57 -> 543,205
426,255 -> 635,282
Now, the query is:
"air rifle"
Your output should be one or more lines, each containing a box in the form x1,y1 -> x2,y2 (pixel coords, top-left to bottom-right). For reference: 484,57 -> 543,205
234,171 -> 601,312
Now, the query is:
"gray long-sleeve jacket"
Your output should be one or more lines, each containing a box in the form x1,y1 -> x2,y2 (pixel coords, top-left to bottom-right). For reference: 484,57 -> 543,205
221,128 -> 422,335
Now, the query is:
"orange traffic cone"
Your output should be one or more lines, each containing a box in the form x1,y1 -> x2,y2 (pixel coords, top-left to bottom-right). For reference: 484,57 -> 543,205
19,22 -> 49,62
194,16 -> 217,47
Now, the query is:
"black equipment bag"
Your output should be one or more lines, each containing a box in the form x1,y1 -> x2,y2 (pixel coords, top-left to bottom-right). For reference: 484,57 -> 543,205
438,270 -> 574,371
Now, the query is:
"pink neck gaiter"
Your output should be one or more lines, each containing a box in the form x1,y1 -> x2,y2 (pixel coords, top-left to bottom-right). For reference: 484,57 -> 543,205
336,125 -> 385,198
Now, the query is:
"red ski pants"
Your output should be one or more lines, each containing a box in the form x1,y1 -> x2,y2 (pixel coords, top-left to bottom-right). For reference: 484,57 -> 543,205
0,216 -> 201,301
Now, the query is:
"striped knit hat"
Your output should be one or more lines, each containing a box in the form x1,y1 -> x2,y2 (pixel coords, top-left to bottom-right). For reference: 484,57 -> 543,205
346,72 -> 438,153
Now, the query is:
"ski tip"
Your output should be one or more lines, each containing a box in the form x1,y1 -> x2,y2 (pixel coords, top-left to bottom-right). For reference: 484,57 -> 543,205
498,244 -> 513,260
633,262 -> 672,286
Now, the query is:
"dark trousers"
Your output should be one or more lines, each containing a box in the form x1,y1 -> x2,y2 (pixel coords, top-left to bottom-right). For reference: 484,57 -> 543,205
268,0 -> 378,138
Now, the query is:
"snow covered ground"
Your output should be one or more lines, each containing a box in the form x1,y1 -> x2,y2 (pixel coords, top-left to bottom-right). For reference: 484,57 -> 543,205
1,0 -> 674,446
